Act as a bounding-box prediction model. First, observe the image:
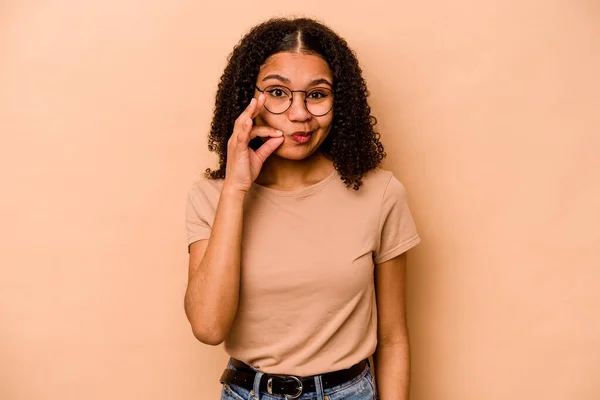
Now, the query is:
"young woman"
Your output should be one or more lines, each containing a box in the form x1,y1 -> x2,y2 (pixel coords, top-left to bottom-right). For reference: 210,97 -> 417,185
185,17 -> 421,400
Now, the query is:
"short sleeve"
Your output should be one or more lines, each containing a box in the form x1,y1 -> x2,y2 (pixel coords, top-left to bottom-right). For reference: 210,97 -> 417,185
373,174 -> 421,264
185,185 -> 212,252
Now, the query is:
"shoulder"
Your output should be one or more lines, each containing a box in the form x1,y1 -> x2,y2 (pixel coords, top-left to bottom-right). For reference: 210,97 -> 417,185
187,176 -> 225,212
354,168 -> 410,211
359,167 -> 404,193
188,176 -> 225,198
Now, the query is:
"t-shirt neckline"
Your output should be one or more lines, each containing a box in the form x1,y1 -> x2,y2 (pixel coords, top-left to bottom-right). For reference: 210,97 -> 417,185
250,169 -> 338,197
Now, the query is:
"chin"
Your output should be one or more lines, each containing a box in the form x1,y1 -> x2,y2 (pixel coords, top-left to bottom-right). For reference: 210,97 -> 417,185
273,149 -> 307,160
272,144 -> 318,160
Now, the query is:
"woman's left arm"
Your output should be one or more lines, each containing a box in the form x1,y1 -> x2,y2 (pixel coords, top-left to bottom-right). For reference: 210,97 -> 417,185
373,251 -> 411,400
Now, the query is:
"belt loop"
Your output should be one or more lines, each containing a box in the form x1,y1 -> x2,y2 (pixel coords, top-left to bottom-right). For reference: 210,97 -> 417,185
314,373 -> 325,400
226,357 -> 235,370
252,369 -> 264,400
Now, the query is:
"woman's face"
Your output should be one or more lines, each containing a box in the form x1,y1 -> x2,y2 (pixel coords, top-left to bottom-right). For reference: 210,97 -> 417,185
254,52 -> 334,160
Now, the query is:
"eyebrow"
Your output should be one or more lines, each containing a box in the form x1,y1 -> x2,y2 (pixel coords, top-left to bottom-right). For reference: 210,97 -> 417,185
261,74 -> 333,88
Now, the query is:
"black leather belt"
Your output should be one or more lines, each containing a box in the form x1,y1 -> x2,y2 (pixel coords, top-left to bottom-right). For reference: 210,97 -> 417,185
219,358 -> 368,399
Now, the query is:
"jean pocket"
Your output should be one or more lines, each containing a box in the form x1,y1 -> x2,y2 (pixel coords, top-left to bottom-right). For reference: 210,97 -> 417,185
221,383 -> 251,400
364,368 -> 378,400
325,368 -> 375,399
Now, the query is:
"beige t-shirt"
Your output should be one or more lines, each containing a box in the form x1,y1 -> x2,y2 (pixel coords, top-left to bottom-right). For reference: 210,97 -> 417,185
185,167 -> 420,376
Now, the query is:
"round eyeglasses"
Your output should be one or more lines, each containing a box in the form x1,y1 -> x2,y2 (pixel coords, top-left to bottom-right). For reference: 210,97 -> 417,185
254,85 -> 334,117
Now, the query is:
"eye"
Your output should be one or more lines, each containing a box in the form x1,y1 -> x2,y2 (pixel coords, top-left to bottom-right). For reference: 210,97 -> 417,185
307,90 -> 329,100
266,87 -> 289,98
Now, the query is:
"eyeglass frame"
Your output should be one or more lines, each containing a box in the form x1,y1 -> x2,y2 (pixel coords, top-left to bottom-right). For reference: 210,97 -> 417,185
254,85 -> 334,117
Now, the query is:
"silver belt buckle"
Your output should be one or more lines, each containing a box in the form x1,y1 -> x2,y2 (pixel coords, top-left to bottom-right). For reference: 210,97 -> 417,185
267,374 -> 303,399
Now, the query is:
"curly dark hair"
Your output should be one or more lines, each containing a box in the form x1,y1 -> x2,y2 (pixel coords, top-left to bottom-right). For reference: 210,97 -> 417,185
204,17 -> 386,190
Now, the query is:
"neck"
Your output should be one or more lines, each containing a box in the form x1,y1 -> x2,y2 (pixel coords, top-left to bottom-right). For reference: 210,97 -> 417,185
255,151 -> 334,190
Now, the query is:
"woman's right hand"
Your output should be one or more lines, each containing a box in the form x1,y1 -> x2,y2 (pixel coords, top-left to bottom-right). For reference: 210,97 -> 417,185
223,93 -> 284,195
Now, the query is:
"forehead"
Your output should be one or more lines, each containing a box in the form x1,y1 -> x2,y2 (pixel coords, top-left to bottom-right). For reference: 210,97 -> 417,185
257,52 -> 333,84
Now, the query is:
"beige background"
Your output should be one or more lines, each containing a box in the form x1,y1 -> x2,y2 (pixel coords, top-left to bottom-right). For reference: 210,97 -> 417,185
1,1 -> 599,399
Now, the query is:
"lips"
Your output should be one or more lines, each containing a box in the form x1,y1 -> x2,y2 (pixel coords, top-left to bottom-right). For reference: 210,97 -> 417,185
291,131 -> 312,137
291,131 -> 312,144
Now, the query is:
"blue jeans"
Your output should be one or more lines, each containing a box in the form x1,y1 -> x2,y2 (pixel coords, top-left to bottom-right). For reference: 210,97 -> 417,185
219,358 -> 379,400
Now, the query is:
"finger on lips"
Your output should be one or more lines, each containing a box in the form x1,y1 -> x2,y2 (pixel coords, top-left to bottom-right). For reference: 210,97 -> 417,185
249,126 -> 283,140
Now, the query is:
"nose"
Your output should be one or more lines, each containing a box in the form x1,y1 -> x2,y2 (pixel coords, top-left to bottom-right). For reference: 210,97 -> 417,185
287,94 -> 311,122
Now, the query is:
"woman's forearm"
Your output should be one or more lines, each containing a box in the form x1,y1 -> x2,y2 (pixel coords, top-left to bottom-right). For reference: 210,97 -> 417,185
373,340 -> 411,400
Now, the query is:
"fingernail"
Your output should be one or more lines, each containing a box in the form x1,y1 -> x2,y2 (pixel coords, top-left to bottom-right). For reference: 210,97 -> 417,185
276,130 -> 283,135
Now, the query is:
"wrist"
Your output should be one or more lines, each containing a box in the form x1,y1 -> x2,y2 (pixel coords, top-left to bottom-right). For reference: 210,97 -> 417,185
221,184 -> 248,200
